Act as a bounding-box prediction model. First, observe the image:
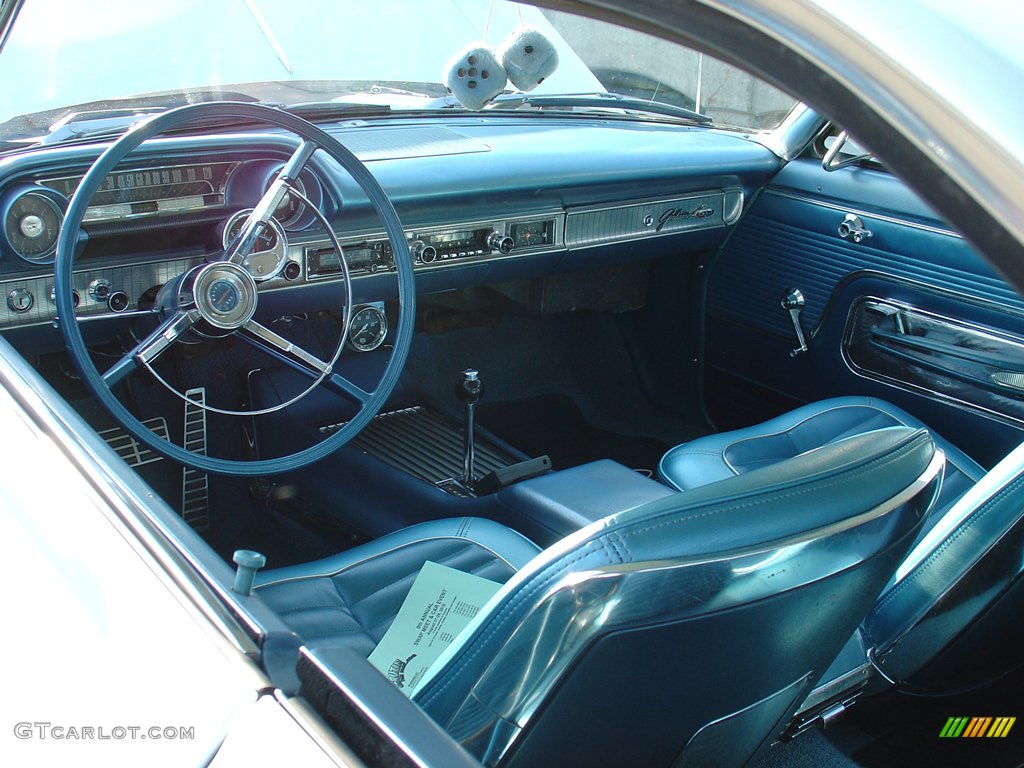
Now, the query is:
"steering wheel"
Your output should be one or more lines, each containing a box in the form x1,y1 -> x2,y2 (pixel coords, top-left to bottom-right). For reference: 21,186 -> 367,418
54,102 -> 415,476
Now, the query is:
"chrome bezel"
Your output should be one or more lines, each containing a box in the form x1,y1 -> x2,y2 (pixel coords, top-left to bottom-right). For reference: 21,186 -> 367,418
5,189 -> 65,264
190,262 -> 259,330
347,304 -> 388,352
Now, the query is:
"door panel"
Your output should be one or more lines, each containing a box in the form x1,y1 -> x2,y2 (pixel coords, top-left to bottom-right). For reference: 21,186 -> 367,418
705,157 -> 1024,467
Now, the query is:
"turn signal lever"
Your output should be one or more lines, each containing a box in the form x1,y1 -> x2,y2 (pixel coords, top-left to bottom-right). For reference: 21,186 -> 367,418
456,369 -> 484,487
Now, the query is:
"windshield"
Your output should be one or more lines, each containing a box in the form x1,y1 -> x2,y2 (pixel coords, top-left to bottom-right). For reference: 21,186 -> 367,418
0,0 -> 798,139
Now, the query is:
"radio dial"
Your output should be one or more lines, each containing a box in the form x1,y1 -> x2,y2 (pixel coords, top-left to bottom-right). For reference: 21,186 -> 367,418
488,231 -> 515,254
411,240 -> 437,264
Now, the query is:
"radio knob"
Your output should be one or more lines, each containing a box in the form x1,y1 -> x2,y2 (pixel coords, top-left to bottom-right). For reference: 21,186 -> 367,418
488,231 -> 515,254
411,240 -> 437,264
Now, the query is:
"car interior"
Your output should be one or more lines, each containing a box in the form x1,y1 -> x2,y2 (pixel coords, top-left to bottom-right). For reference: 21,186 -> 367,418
2,10 -> 1023,767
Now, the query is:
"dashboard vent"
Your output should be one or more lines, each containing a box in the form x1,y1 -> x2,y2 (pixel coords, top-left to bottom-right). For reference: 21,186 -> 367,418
330,126 -> 491,161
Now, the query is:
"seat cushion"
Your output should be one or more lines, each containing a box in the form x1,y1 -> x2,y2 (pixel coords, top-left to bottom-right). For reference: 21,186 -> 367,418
658,397 -> 983,538
253,517 -> 541,656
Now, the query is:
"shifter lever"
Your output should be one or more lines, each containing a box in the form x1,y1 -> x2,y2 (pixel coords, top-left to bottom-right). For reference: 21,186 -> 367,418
456,369 -> 484,486
781,288 -> 810,357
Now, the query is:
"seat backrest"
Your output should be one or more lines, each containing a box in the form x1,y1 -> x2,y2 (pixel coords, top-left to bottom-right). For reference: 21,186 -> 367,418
413,427 -> 942,768
863,438 -> 1024,690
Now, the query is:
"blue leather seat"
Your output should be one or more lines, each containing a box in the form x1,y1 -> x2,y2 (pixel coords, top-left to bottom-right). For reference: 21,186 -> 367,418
659,396 -> 1024,707
255,426 -> 941,768
255,518 -> 541,657
862,438 -> 1024,689
659,396 -> 983,542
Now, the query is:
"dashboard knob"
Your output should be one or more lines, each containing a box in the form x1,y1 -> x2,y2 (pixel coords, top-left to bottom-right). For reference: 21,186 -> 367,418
7,288 -> 34,313
107,291 -> 130,313
488,231 -> 514,254
411,240 -> 437,264
88,278 -> 112,302
49,285 -> 81,308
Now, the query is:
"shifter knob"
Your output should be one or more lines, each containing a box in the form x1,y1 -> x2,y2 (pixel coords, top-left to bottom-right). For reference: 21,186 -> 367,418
457,369 -> 483,487
456,368 -> 484,404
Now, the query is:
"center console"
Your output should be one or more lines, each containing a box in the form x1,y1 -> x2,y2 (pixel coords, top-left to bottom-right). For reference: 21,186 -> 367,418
495,459 -> 676,546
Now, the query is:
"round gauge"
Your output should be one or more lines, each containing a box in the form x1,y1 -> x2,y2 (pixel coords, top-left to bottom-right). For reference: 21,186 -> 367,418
3,189 -> 64,263
222,208 -> 288,281
347,305 -> 388,352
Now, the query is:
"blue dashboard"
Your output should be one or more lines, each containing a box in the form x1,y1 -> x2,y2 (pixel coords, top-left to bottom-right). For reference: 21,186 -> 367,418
0,115 -> 780,351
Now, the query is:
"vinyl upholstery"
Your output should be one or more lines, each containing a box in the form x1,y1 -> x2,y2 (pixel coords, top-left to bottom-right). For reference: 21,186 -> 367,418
256,426 -> 940,767
254,517 -> 540,656
659,396 -> 983,542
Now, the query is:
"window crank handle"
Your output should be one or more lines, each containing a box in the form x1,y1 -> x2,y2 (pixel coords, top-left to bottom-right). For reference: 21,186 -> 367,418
781,289 -> 809,356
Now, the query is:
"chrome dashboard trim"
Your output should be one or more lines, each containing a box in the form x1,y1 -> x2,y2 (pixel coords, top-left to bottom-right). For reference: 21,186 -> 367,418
40,160 -> 239,224
0,188 -> 745,331
564,189 -> 743,249
0,255 -> 204,329
302,210 -> 567,282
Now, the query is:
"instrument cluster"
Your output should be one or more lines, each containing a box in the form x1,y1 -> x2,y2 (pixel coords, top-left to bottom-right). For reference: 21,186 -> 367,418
0,158 -> 323,266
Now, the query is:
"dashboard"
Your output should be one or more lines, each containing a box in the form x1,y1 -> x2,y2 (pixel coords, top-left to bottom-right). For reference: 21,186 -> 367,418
0,116 -> 780,348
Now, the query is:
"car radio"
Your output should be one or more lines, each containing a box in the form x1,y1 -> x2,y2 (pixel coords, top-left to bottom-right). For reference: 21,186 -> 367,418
306,240 -> 394,279
304,214 -> 561,280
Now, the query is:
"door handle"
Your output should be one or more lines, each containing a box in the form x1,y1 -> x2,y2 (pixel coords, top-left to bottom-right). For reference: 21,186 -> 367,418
838,214 -> 872,243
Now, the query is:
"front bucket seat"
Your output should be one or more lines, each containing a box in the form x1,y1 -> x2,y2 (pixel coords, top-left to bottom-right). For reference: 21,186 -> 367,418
255,426 -> 941,768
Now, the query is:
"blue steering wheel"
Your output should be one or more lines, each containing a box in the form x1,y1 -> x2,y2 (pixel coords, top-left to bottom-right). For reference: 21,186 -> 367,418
54,102 -> 415,476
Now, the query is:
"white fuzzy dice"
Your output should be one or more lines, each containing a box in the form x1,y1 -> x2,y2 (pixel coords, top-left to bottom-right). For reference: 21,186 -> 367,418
498,26 -> 559,92
443,44 -> 507,110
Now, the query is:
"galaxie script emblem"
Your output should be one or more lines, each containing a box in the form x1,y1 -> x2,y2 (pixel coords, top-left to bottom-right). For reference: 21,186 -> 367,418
653,205 -> 716,232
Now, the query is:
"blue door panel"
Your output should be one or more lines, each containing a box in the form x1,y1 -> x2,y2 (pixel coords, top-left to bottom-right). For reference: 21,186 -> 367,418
706,158 -> 1024,466
708,164 -> 1024,338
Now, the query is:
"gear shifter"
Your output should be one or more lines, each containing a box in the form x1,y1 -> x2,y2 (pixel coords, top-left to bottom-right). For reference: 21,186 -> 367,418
456,369 -> 484,487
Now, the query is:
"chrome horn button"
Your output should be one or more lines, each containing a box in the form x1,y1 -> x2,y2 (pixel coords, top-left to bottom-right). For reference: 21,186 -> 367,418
191,262 -> 258,330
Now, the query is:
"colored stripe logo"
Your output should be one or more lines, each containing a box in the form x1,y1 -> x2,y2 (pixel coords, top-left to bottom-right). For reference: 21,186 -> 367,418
940,716 -> 1016,738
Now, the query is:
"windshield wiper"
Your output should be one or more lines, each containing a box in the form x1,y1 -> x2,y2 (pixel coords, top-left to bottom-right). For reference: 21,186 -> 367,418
488,92 -> 712,125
